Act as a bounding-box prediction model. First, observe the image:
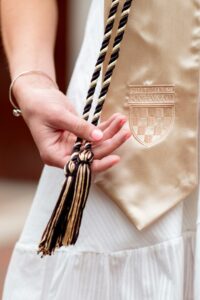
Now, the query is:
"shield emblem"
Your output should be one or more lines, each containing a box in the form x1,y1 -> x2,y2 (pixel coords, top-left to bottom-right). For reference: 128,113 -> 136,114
127,85 -> 176,147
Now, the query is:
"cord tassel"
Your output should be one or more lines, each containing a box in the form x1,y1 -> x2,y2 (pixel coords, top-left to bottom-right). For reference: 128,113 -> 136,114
38,160 -> 77,256
38,148 -> 93,256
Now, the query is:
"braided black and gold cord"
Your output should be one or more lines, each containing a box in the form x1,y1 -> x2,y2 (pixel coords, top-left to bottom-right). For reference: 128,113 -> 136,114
38,0 -> 133,256
70,0 -> 120,162
92,0 -> 132,126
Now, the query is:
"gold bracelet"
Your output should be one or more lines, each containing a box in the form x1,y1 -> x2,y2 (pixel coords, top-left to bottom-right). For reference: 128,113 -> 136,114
9,70 -> 58,117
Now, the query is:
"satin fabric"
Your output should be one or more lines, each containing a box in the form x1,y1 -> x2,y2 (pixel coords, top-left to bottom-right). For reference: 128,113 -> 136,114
95,0 -> 200,229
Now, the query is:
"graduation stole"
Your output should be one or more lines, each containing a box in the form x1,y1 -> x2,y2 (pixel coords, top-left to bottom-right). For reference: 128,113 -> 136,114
95,0 -> 200,229
38,0 -> 133,256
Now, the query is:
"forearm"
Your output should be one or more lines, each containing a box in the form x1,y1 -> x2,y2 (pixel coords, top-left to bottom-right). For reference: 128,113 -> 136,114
0,0 -> 58,80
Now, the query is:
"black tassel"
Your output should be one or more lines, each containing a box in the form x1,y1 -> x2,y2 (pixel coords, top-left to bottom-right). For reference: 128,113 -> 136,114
38,149 -> 93,256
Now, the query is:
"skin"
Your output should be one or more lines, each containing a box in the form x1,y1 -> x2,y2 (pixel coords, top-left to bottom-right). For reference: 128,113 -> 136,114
0,0 -> 131,173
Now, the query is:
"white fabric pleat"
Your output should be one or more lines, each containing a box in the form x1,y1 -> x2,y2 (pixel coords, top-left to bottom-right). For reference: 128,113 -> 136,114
3,0 -> 200,299
3,233 -> 196,300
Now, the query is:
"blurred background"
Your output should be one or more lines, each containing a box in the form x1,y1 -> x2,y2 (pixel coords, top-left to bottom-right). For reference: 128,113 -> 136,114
0,0 -> 91,296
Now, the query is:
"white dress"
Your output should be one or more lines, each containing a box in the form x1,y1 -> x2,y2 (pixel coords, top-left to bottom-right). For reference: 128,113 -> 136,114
3,0 -> 200,299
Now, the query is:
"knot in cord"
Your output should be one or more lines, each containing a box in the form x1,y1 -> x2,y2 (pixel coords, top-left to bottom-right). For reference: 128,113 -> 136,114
64,160 -> 77,176
78,149 -> 94,164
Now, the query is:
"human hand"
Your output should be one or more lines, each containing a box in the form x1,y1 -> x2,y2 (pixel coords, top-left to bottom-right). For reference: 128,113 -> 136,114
13,74 -> 131,173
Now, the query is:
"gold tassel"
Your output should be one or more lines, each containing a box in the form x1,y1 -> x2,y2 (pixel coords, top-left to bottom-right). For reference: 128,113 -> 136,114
38,149 -> 93,256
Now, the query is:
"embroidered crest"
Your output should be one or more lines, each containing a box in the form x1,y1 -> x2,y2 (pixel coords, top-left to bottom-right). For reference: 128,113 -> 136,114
127,85 -> 176,147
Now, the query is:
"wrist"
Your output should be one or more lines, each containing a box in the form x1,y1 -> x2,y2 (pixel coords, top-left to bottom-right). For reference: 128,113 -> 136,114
9,70 -> 58,115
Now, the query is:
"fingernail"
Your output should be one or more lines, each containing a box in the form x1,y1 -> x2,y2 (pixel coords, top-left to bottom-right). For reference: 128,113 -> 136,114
91,129 -> 103,141
119,118 -> 127,126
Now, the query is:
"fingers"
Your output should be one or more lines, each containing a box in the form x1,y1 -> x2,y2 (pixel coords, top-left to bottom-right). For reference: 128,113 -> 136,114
41,129 -> 131,169
101,115 -> 127,141
91,155 -> 120,172
55,110 -> 104,142
42,153 -> 121,173
98,113 -> 121,131
38,110 -> 130,171
93,128 -> 131,159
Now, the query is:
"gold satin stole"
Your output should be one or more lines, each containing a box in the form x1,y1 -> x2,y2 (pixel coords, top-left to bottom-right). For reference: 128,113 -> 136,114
94,0 -> 200,229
